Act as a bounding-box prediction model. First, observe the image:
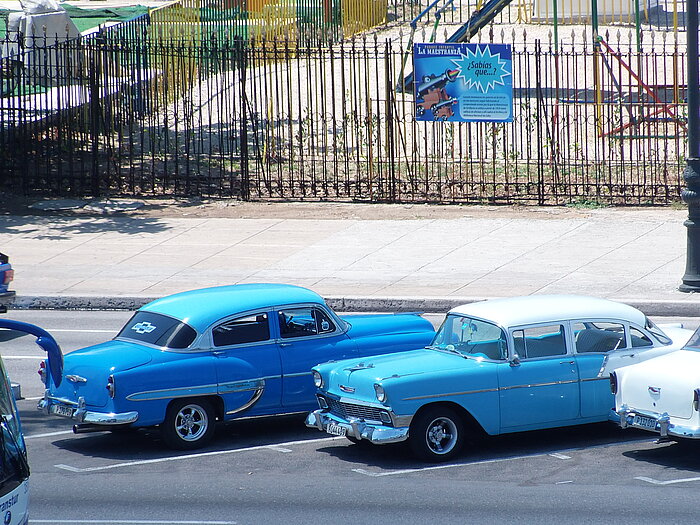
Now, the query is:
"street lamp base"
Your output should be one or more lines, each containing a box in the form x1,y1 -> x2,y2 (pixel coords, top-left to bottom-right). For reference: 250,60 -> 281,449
679,283 -> 700,293
680,158 -> 700,293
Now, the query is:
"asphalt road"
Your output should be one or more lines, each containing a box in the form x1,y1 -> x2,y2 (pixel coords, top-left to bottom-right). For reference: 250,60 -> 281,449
4,311 -> 700,524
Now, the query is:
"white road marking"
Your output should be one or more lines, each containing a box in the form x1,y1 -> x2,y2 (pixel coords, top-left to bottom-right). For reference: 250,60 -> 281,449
549,453 -> 571,460
636,476 -> 700,485
31,521 -> 237,524
351,438 -> 653,477
353,451 -> 554,477
267,446 -> 293,452
556,480 -> 574,484
55,436 -> 344,472
25,430 -> 74,440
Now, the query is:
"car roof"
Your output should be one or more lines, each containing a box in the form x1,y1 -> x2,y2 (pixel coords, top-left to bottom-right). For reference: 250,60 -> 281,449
449,295 -> 646,328
140,284 -> 325,330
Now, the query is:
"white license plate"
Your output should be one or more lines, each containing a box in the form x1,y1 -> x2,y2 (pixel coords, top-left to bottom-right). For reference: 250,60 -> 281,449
633,415 -> 657,430
51,405 -> 74,418
326,422 -> 347,437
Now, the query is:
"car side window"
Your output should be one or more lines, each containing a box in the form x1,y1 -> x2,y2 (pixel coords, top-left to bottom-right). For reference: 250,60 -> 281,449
512,325 -> 566,359
278,307 -> 336,339
573,322 -> 626,353
630,326 -> 654,348
212,313 -> 270,347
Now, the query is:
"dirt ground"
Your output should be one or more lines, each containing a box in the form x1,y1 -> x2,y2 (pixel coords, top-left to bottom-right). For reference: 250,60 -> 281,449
0,193 -> 687,222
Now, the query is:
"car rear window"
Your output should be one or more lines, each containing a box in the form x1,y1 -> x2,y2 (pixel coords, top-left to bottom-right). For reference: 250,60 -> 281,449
117,312 -> 197,349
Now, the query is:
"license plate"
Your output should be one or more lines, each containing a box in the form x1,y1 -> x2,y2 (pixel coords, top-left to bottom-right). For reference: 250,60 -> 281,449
51,405 -> 74,418
633,415 -> 657,430
326,422 -> 347,437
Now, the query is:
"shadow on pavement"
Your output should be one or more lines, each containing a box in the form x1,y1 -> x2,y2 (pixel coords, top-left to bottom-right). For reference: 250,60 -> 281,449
623,440 -> 700,473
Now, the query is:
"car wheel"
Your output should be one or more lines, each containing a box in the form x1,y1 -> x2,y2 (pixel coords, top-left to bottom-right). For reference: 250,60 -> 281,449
161,399 -> 215,450
409,407 -> 464,461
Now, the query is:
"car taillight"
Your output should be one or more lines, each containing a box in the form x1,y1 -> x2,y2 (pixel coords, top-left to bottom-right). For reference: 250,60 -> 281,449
3,269 -> 13,285
609,372 -> 618,395
106,375 -> 115,398
694,389 -> 700,412
38,361 -> 47,384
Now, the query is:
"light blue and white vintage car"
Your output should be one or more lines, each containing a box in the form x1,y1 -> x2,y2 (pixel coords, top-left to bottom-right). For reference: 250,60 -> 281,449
37,284 -> 434,450
306,295 -> 693,461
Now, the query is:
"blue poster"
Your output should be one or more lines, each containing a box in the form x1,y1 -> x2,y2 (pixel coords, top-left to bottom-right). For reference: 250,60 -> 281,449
413,42 -> 513,123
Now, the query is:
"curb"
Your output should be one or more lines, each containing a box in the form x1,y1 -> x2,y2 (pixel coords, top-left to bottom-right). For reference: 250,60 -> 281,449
6,294 -> 700,317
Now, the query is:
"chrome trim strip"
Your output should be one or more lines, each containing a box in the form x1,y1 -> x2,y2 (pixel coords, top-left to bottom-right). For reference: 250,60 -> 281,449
284,371 -> 310,379
126,384 -> 219,401
218,379 -> 265,394
126,375 -> 283,401
581,376 -> 607,383
500,379 -> 579,390
225,388 -> 265,415
402,379 -> 581,401
404,387 -> 499,401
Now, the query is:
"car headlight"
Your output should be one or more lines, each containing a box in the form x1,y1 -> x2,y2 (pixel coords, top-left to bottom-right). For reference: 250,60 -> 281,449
374,383 -> 386,403
312,370 -> 323,389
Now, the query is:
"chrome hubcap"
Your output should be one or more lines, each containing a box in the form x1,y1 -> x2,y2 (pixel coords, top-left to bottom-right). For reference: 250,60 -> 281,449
175,404 -> 208,442
426,417 -> 458,455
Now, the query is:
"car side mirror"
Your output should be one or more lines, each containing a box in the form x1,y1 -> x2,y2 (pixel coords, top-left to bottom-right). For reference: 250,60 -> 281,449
509,354 -> 521,367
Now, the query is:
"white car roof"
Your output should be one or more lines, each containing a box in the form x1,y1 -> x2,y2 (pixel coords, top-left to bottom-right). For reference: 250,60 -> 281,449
449,295 -> 646,329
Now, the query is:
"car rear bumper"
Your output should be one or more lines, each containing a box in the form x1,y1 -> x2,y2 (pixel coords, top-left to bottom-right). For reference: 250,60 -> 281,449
38,392 -> 139,425
305,409 -> 409,444
617,405 -> 700,439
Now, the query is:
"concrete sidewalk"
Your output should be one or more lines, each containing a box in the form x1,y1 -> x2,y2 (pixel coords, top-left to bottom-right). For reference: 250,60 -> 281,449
1,203 -> 699,315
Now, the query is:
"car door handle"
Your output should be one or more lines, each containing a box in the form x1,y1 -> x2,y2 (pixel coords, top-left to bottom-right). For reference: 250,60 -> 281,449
560,360 -> 575,365
212,350 -> 226,357
279,343 -> 292,348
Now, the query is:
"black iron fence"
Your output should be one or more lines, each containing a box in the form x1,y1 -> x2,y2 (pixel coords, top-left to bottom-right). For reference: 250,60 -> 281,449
0,24 -> 688,204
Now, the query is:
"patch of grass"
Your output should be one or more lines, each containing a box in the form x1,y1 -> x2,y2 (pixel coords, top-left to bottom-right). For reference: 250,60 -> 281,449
565,197 -> 608,209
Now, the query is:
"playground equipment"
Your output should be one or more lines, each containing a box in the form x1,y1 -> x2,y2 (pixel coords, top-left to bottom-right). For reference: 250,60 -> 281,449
595,35 -> 686,138
400,0 -> 685,142
401,0 -> 517,90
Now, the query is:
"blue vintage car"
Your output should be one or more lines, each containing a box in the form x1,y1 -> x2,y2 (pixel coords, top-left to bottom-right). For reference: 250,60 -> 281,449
306,295 -> 693,461
37,284 -> 434,449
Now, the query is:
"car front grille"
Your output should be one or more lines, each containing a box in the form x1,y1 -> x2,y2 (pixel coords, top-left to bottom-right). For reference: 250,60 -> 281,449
325,397 -> 386,423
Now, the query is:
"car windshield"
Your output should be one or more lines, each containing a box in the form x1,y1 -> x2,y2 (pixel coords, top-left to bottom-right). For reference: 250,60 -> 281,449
685,325 -> 700,350
117,311 -> 197,349
430,314 -> 507,360
644,317 -> 672,345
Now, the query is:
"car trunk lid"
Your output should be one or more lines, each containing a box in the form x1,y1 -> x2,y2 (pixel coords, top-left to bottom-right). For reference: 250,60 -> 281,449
620,350 -> 700,420
52,340 -> 153,408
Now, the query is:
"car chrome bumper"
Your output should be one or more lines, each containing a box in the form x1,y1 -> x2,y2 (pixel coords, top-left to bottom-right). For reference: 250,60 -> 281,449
617,405 -> 700,439
38,392 -> 139,426
305,409 -> 409,444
